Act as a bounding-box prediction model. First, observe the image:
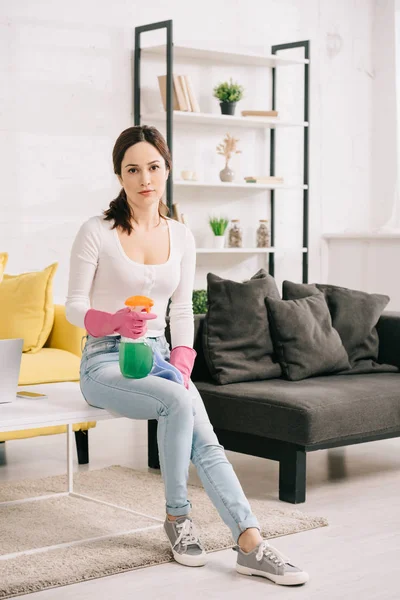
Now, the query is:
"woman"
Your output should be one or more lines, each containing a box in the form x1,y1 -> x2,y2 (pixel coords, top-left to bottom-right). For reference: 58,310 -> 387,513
66,125 -> 308,586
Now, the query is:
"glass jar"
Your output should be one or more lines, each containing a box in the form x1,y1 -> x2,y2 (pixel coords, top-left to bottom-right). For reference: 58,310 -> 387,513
228,219 -> 243,248
256,219 -> 270,248
119,336 -> 154,379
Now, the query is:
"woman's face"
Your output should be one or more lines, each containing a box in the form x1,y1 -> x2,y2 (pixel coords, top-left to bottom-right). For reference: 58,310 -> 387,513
118,141 -> 169,209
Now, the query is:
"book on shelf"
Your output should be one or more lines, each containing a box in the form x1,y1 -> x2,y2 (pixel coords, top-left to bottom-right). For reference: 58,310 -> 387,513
241,110 -> 279,117
174,75 -> 190,110
244,176 -> 284,184
178,75 -> 192,111
184,75 -> 201,112
157,74 -> 201,113
157,75 -> 191,111
157,75 -> 179,111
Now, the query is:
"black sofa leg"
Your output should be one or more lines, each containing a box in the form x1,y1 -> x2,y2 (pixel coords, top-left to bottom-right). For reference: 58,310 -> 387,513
148,420 -> 160,469
75,430 -> 89,465
279,447 -> 306,503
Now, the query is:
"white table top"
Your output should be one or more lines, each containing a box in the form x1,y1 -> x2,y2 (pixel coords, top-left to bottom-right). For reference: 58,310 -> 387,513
0,382 -> 119,433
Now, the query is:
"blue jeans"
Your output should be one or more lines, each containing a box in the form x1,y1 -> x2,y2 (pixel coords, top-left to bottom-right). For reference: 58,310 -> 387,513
79,333 -> 261,544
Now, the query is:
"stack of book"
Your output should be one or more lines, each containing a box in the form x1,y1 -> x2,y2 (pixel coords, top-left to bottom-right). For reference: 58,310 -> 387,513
158,75 -> 200,112
244,176 -> 284,184
241,110 -> 278,117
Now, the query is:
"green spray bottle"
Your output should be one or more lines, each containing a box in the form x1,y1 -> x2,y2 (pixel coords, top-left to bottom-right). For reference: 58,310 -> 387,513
119,295 -> 155,379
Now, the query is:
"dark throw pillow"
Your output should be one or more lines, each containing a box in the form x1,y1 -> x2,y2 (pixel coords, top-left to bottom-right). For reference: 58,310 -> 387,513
265,292 -> 351,381
203,269 -> 282,384
282,280 -> 398,375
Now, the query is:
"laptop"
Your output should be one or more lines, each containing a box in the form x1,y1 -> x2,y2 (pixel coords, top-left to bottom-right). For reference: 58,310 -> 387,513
0,338 -> 23,404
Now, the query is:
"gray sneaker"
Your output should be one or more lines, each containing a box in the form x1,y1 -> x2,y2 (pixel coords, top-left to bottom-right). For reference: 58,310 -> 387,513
164,516 -> 208,567
233,540 -> 309,586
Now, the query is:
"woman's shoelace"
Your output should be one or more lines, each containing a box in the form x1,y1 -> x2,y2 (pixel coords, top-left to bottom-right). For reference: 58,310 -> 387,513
174,519 -> 203,549
256,540 -> 289,566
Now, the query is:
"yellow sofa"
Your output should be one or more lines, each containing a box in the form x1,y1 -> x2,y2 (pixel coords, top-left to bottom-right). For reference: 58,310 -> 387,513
0,305 -> 96,463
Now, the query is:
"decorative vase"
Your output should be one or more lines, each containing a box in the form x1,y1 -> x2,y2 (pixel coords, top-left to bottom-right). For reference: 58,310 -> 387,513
220,101 -> 236,115
213,235 -> 226,249
219,165 -> 235,182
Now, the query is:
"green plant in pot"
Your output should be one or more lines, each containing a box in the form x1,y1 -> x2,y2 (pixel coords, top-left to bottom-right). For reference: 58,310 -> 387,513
209,216 -> 229,249
213,78 -> 244,115
168,291 -> 208,315
192,289 -> 208,314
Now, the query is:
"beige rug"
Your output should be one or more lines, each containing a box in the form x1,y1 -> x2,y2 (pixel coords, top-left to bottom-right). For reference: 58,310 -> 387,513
0,466 -> 328,598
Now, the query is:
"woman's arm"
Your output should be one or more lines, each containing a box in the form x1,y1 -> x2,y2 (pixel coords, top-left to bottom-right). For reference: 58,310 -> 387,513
169,225 -> 196,349
65,218 -> 101,328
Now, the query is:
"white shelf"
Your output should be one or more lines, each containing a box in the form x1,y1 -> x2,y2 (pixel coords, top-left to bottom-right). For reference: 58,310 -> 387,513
142,111 -> 308,129
197,247 -> 274,254
174,180 -> 308,191
142,44 -> 309,68
196,248 -> 308,253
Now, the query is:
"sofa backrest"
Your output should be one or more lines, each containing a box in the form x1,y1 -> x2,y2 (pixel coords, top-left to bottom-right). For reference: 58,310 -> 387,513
165,314 -> 211,381
165,310 -> 400,380
376,311 -> 400,368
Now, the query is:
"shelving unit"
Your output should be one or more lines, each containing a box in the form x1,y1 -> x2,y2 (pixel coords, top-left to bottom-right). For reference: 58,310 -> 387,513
141,110 -> 308,129
174,180 -> 308,191
134,20 -> 310,281
141,43 -> 308,68
196,248 -> 308,253
197,248 -> 276,254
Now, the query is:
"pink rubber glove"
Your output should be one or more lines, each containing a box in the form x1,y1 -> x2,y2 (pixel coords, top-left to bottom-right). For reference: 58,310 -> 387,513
169,346 -> 197,390
84,307 -> 157,339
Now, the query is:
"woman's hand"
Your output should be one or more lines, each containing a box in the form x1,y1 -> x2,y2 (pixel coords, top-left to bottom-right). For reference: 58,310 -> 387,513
84,307 -> 157,338
115,308 -> 158,339
169,346 -> 197,389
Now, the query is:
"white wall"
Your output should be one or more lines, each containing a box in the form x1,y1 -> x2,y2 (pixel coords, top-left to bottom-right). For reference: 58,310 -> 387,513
320,0 -> 400,310
370,0 -> 398,231
0,0 -> 377,302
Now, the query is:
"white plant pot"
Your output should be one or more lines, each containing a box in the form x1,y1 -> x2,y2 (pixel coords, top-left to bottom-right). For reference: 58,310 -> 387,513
213,235 -> 226,248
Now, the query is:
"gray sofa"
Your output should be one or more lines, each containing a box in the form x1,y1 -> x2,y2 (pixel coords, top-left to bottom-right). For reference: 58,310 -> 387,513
149,311 -> 400,504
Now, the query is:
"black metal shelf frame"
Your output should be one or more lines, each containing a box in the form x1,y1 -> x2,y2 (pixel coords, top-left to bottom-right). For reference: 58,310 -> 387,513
270,41 -> 310,283
134,21 -> 310,282
134,20 -> 174,210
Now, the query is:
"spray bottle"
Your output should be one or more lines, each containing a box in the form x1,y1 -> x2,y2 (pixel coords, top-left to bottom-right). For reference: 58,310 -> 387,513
119,295 -> 155,379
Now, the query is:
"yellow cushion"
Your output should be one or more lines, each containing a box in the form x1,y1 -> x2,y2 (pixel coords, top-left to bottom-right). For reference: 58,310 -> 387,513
19,347 -> 80,385
45,304 -> 86,357
0,252 -> 8,282
0,262 -> 58,353
0,422 -> 97,442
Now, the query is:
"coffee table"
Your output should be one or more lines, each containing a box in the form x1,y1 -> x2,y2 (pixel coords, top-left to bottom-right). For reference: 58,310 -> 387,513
0,382 -> 164,560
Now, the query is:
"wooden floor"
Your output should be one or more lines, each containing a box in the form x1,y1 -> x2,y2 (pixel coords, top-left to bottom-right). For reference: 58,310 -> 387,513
1,418 -> 399,600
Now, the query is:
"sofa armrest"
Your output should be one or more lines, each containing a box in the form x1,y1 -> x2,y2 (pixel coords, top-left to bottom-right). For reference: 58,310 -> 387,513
165,313 -> 212,382
376,311 -> 400,368
45,304 -> 86,357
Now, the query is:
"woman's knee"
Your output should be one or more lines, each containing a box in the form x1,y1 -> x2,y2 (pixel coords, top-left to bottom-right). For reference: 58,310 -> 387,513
158,385 -> 195,418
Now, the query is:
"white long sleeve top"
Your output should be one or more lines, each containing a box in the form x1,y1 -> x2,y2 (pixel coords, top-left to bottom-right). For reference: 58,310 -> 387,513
65,215 -> 196,349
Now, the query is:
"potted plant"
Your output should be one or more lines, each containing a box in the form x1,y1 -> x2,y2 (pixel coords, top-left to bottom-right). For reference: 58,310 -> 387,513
192,290 -> 208,314
208,216 -> 229,248
213,78 -> 244,115
216,133 -> 241,182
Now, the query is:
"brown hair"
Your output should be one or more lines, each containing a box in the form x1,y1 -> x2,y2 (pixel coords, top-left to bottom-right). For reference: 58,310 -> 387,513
103,125 -> 171,234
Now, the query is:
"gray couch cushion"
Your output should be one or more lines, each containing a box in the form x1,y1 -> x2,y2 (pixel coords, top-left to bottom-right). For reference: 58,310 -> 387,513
195,372 -> 400,446
265,293 -> 350,381
282,281 -> 398,375
203,269 -> 282,384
